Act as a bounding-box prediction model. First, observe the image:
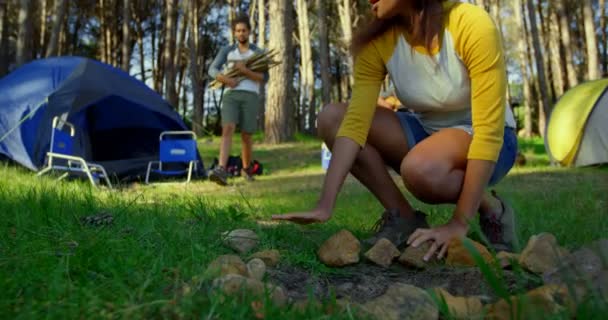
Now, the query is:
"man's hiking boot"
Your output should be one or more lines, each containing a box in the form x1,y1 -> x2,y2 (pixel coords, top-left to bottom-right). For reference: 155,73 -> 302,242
480,190 -> 517,252
209,166 -> 229,186
363,209 -> 429,248
241,167 -> 255,182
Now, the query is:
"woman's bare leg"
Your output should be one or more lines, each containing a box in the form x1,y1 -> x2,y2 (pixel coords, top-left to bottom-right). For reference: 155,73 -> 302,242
317,103 -> 416,218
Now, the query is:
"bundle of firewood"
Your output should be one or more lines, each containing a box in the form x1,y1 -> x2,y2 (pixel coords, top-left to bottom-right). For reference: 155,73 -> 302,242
209,49 -> 280,89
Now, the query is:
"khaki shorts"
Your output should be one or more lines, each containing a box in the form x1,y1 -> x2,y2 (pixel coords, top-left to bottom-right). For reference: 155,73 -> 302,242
221,90 -> 260,133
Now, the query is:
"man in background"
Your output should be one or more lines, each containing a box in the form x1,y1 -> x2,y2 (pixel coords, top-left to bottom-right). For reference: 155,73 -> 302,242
207,14 -> 268,185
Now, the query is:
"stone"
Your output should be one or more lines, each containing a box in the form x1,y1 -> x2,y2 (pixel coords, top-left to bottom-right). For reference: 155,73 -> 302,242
589,239 -> 608,264
204,255 -> 249,278
247,258 -> 267,281
213,274 -> 287,307
249,250 -> 281,267
361,283 -> 438,320
446,238 -> 493,267
364,238 -> 401,268
432,288 -> 483,319
486,284 -> 571,320
496,251 -> 520,269
317,229 -> 361,267
399,241 -> 439,269
223,229 -> 260,254
543,247 -> 603,285
519,233 -> 568,274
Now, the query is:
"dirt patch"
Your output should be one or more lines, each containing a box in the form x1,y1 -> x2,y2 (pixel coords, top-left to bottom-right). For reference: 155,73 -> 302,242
268,263 -> 538,304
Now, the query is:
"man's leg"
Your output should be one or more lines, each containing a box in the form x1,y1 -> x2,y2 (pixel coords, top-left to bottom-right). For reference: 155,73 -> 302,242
241,132 -> 253,169
219,123 -> 236,168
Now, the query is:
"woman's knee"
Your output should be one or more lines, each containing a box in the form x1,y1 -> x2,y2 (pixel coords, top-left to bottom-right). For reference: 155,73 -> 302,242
317,103 -> 346,138
401,154 -> 446,195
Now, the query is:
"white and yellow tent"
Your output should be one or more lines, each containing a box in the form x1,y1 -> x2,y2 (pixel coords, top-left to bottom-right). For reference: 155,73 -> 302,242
546,79 -> 608,167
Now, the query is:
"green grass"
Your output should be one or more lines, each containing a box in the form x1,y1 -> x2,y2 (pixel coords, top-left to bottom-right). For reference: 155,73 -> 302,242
1,135 -> 606,318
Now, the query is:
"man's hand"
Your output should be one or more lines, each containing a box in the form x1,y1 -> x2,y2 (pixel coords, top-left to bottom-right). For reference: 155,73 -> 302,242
217,74 -> 239,88
234,61 -> 248,73
271,207 -> 332,225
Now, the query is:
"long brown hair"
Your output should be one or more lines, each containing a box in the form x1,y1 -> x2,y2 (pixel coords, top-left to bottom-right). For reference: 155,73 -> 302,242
352,0 -> 447,56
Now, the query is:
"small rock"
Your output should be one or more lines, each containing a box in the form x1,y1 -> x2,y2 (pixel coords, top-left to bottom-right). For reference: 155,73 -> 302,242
496,251 -> 520,269
446,238 -> 493,267
364,238 -> 401,268
399,241 -> 439,269
247,258 -> 266,281
361,283 -> 438,320
223,229 -> 259,254
213,274 -> 287,307
204,255 -> 249,278
486,284 -> 571,320
317,230 -> 360,267
519,233 -> 567,274
432,288 -> 483,319
589,239 -> 608,264
543,247 -> 603,285
249,250 -> 280,267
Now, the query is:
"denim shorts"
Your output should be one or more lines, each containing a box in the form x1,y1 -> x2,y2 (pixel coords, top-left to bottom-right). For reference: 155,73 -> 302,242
397,111 -> 517,186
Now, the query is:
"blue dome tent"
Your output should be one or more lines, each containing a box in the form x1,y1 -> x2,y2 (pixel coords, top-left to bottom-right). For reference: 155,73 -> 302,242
0,57 -> 203,181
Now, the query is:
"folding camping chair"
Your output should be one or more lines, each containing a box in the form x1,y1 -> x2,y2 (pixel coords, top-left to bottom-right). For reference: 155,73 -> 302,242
145,131 -> 200,184
37,116 -> 112,188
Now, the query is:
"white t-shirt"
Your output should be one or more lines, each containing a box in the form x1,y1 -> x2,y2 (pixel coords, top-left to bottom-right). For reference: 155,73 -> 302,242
225,47 -> 260,94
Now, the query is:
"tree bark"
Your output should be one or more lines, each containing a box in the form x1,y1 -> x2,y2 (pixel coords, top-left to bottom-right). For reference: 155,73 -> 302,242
39,0 -> 47,55
317,0 -> 332,107
16,0 -> 33,67
0,0 -> 9,76
296,0 -> 315,134
164,0 -> 178,109
513,0 -> 532,137
189,0 -> 205,136
265,0 -> 294,143
548,3 -> 564,98
556,0 -> 578,88
600,0 -> 607,76
582,0 -> 600,80
46,0 -> 67,57
337,0 -> 354,88
257,0 -> 265,48
121,0 -> 130,71
526,0 -> 551,136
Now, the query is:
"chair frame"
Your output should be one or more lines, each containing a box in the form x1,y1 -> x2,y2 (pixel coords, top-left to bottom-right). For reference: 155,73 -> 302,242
37,117 -> 112,188
145,131 -> 199,184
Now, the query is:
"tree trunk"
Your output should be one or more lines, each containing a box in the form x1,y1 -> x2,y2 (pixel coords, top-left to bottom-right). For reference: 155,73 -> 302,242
337,0 -> 354,88
318,0 -> 331,107
526,0 -> 551,136
164,0 -> 178,109
582,0 -> 600,80
16,0 -> 33,67
189,0 -> 205,136
601,0 -> 607,76
296,0 -> 315,134
556,0 -> 578,88
265,0 -> 294,143
513,0 -> 532,137
121,0 -> 130,71
39,0 -> 47,55
548,3 -> 564,98
257,0 -> 266,129
227,0 -> 238,44
0,0 -> 9,76
257,0 -> 265,48
46,0 -> 67,57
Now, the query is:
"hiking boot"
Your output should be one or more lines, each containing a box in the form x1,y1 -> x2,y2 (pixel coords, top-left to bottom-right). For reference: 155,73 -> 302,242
241,167 -> 255,182
363,209 -> 429,248
480,190 -> 517,252
209,166 -> 229,186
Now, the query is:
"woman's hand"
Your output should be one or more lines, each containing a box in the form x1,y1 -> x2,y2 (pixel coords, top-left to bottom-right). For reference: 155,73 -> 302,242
407,219 -> 469,261
271,207 -> 332,225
